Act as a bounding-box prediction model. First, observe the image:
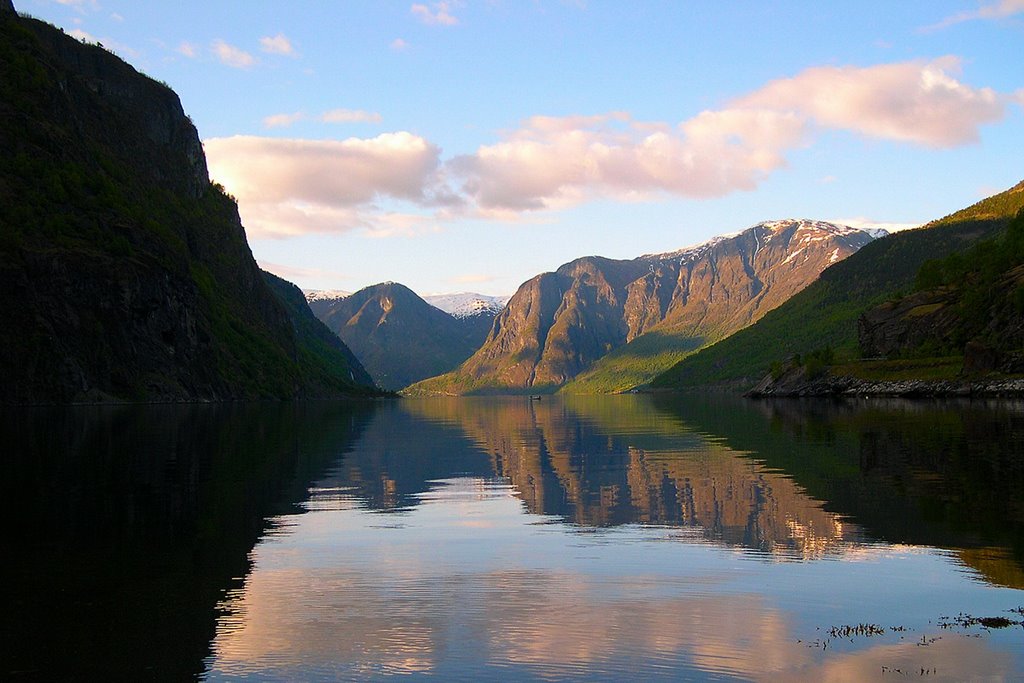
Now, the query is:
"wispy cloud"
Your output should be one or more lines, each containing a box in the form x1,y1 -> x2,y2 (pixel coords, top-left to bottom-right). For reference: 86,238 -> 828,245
176,41 -> 198,58
260,109 -> 383,129
390,38 -> 410,51
411,1 -> 460,26
67,27 -> 138,57
263,112 -> 305,129
212,39 -> 255,68
260,33 -> 296,56
921,0 -> 1024,31
321,109 -> 383,124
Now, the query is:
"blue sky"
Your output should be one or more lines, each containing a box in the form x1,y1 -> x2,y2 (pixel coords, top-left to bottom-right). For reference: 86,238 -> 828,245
21,0 -> 1024,296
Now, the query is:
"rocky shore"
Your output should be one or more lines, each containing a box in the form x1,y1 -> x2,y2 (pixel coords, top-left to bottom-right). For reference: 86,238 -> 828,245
746,366 -> 1024,398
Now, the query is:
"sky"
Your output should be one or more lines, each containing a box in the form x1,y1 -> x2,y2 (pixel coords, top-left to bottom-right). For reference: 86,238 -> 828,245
20,0 -> 1024,297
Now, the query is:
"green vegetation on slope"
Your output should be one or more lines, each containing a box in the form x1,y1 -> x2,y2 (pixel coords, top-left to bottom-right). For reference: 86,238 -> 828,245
911,209 -> 1024,352
261,272 -> 380,395
651,181 -> 1024,389
0,11 -> 375,401
560,330 -> 705,394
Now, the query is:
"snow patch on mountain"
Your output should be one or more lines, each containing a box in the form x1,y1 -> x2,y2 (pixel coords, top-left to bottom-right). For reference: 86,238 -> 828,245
304,289 -> 351,302
642,219 -> 887,265
424,292 -> 510,318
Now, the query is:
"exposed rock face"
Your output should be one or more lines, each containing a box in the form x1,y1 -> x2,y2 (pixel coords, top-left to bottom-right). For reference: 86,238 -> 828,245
0,10 -> 374,402
314,282 -> 489,390
414,220 -> 877,393
858,288 -> 961,358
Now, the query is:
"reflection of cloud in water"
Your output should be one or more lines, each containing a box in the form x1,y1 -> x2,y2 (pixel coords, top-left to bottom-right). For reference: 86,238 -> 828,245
208,557 -> 1014,681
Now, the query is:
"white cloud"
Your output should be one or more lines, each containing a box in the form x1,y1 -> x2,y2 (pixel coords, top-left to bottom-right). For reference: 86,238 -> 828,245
411,1 -> 460,25
733,57 -> 1006,148
203,58 -> 1015,237
260,33 -> 296,56
67,27 -> 138,57
68,28 -> 97,42
176,41 -> 198,58
321,109 -> 383,124
452,109 -> 807,211
263,112 -> 305,129
922,0 -> 1024,31
212,39 -> 255,68
390,38 -> 409,51
204,133 -> 449,238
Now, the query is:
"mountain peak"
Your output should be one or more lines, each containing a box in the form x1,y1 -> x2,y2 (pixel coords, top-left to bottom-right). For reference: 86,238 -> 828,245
304,288 -> 351,302
425,292 -> 510,318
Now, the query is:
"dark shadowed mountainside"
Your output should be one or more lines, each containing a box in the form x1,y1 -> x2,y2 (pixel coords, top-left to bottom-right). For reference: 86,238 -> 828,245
0,6 -> 376,403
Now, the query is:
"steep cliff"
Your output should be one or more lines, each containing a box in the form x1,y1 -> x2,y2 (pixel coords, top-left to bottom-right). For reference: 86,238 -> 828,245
408,220 -> 876,394
0,6 -> 376,402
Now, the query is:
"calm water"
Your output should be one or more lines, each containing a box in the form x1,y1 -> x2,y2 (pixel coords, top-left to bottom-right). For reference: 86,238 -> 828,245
5,396 -> 1024,681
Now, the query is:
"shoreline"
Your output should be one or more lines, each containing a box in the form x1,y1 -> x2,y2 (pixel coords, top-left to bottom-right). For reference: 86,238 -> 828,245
746,374 -> 1024,398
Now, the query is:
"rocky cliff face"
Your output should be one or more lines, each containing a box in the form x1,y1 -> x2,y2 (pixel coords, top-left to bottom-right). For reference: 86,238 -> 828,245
411,220 -> 877,394
314,282 -> 490,390
0,7 -> 375,402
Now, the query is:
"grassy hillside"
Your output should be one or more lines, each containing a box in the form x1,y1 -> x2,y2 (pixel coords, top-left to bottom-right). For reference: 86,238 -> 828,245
561,330 -> 704,394
651,181 -> 1024,389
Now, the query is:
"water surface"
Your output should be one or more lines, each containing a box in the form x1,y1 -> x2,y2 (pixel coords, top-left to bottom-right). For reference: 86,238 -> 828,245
5,395 -> 1024,680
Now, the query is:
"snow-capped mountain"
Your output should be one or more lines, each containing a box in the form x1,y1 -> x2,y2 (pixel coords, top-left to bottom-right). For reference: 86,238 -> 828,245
424,292 -> 510,319
304,289 -> 351,302
644,220 -> 887,264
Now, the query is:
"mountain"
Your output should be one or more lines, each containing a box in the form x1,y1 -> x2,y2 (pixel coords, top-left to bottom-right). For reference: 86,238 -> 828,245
858,205 -> 1024,373
408,220 -> 879,395
423,292 -> 509,318
0,5 -> 376,402
312,282 -> 493,390
262,273 -> 375,389
651,180 -> 1024,390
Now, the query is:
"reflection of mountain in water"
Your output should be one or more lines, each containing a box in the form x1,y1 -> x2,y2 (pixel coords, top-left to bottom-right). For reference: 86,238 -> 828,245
3,402 -> 373,680
650,394 -> 1024,588
397,397 -> 865,559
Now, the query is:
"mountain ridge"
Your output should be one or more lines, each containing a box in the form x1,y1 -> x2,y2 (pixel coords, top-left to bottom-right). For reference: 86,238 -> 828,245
407,219 -> 880,395
651,180 -> 1024,390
